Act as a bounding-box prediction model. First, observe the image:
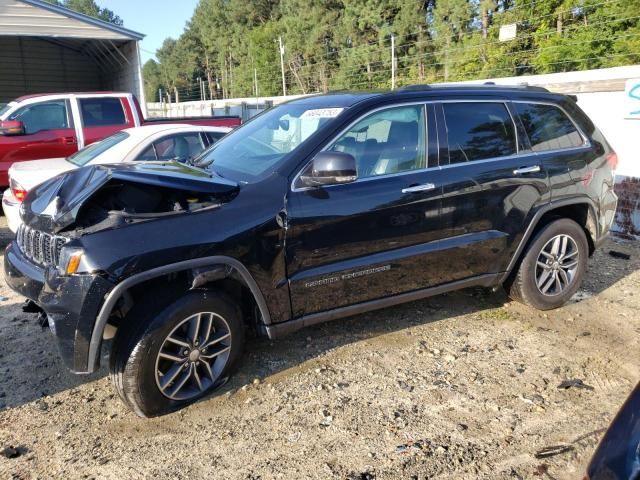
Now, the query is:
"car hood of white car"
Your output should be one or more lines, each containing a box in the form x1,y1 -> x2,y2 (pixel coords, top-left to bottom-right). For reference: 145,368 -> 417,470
9,157 -> 77,191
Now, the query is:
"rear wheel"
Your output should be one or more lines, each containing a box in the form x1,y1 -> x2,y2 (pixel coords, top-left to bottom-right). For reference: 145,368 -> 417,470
505,218 -> 588,310
109,290 -> 244,417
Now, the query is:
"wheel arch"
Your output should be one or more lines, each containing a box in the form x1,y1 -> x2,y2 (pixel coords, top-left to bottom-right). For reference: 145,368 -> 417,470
502,197 -> 598,284
87,256 -> 271,373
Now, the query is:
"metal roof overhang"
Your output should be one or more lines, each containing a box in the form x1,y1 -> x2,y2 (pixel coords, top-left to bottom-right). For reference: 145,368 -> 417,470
1,0 -> 144,40
0,0 -> 145,70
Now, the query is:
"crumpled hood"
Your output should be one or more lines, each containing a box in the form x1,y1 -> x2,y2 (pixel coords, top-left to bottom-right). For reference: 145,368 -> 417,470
21,162 -> 239,232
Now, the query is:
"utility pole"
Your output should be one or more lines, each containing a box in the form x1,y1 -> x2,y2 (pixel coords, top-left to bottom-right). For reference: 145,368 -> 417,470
391,34 -> 396,90
254,68 -> 259,112
254,68 -> 259,98
278,36 -> 287,96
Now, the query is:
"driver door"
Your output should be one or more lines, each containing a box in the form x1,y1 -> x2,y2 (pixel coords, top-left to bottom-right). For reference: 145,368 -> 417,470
285,103 -> 450,317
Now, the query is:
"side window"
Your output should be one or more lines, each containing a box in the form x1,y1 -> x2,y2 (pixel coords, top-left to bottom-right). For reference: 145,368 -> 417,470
145,133 -> 206,162
136,144 -> 157,161
443,102 -> 517,163
328,105 -> 426,178
9,100 -> 69,134
79,98 -> 126,127
513,103 -> 584,152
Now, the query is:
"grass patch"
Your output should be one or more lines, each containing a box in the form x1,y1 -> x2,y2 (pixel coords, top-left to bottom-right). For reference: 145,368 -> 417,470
479,307 -> 514,322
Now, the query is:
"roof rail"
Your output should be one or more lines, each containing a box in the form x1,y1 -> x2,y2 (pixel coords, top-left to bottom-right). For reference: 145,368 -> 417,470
518,84 -> 550,92
479,82 -> 550,93
397,84 -> 431,91
394,82 -> 551,93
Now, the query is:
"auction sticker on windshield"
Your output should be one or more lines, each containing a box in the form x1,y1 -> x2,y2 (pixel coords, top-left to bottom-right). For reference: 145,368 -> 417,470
300,108 -> 344,118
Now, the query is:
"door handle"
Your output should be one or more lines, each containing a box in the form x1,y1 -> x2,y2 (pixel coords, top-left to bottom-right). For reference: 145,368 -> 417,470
402,183 -> 436,194
62,136 -> 76,145
513,165 -> 541,175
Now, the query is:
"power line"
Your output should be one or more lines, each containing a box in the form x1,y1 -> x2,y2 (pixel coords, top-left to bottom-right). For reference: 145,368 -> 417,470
393,0 -> 623,43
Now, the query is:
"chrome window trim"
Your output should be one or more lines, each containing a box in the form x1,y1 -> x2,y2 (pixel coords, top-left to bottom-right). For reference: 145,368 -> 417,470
290,98 -> 591,193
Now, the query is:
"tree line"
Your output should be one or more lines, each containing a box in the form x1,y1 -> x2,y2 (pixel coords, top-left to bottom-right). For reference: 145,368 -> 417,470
139,0 -> 639,102
44,0 -> 123,25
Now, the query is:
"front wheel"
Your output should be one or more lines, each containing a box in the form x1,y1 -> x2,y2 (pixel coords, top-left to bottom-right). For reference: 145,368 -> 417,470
109,290 -> 245,417
505,218 -> 589,310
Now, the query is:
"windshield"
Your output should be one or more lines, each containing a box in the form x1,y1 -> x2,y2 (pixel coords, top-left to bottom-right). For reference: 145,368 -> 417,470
195,104 -> 344,181
68,131 -> 130,167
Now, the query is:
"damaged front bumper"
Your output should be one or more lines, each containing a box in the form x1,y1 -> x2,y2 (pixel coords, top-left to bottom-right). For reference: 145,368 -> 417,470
4,242 -> 114,373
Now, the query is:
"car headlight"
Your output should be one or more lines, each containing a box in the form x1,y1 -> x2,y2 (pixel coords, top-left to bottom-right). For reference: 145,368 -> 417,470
58,247 -> 94,275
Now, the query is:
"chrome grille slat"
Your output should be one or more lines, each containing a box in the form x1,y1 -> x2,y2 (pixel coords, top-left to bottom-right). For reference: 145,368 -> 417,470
15,224 -> 68,268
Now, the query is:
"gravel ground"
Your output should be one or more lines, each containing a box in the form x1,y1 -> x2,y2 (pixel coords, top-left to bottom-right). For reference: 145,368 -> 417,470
0,215 -> 638,480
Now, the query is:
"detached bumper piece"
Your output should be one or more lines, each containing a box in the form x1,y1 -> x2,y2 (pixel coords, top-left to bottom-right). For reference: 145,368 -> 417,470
21,300 -> 48,329
22,299 -> 43,314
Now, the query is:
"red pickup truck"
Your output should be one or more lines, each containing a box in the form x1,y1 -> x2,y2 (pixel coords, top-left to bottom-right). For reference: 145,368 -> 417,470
0,92 -> 240,186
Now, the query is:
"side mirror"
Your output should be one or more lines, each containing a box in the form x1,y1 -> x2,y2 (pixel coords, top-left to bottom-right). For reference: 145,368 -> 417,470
300,151 -> 357,187
0,120 -> 25,136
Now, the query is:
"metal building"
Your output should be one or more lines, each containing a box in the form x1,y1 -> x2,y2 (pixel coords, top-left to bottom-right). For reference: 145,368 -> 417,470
0,0 -> 145,112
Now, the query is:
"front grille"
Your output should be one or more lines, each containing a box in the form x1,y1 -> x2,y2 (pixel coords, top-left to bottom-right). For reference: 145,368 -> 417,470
16,224 -> 69,267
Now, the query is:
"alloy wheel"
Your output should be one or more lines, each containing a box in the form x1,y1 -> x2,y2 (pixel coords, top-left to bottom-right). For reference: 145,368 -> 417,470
154,312 -> 231,401
535,234 -> 580,297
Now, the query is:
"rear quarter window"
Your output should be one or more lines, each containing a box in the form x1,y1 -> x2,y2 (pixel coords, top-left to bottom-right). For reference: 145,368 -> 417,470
205,131 -> 226,144
80,98 -> 127,127
513,103 -> 585,152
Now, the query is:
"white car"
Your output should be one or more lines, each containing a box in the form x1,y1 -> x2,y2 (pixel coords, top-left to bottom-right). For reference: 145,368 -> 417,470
2,124 -> 230,232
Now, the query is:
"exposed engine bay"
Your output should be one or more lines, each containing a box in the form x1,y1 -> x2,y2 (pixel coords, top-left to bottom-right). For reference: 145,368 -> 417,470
69,180 -> 223,234
21,162 -> 240,235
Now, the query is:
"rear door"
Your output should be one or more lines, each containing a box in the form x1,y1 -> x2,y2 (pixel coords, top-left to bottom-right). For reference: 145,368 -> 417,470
510,101 -> 592,199
436,100 -> 550,282
77,97 -> 133,147
1,99 -> 77,181
285,103 -> 452,317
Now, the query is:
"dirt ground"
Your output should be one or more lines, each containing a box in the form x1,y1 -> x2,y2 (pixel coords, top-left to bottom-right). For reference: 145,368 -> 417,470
0,216 -> 638,480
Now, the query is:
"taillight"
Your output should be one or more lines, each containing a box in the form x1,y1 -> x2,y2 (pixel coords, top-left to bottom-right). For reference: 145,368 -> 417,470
9,178 -> 27,202
606,151 -> 618,171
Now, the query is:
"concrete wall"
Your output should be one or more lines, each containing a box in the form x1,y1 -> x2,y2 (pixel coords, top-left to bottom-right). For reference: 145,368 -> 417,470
147,94 -> 307,121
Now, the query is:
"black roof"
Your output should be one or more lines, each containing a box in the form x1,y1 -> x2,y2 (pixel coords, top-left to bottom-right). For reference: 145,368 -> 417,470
287,84 -> 560,109
289,92 -> 380,108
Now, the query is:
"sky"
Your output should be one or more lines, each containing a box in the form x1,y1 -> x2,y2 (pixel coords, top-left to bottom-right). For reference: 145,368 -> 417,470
95,0 -> 199,63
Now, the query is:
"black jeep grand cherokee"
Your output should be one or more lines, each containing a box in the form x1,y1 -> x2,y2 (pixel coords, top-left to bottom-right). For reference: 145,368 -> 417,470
5,85 -> 618,416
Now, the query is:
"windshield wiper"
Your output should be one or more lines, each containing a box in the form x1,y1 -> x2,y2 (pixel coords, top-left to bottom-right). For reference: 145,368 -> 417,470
193,156 -> 214,168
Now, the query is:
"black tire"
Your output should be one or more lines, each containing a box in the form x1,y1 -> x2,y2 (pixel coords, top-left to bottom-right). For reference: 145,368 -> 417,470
505,218 -> 588,310
109,290 -> 244,417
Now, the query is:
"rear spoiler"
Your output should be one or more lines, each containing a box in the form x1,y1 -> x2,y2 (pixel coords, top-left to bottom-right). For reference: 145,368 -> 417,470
567,94 -> 578,102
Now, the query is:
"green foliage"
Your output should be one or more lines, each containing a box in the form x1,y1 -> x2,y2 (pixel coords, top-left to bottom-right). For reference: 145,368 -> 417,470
146,0 -> 640,101
44,0 -> 123,25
